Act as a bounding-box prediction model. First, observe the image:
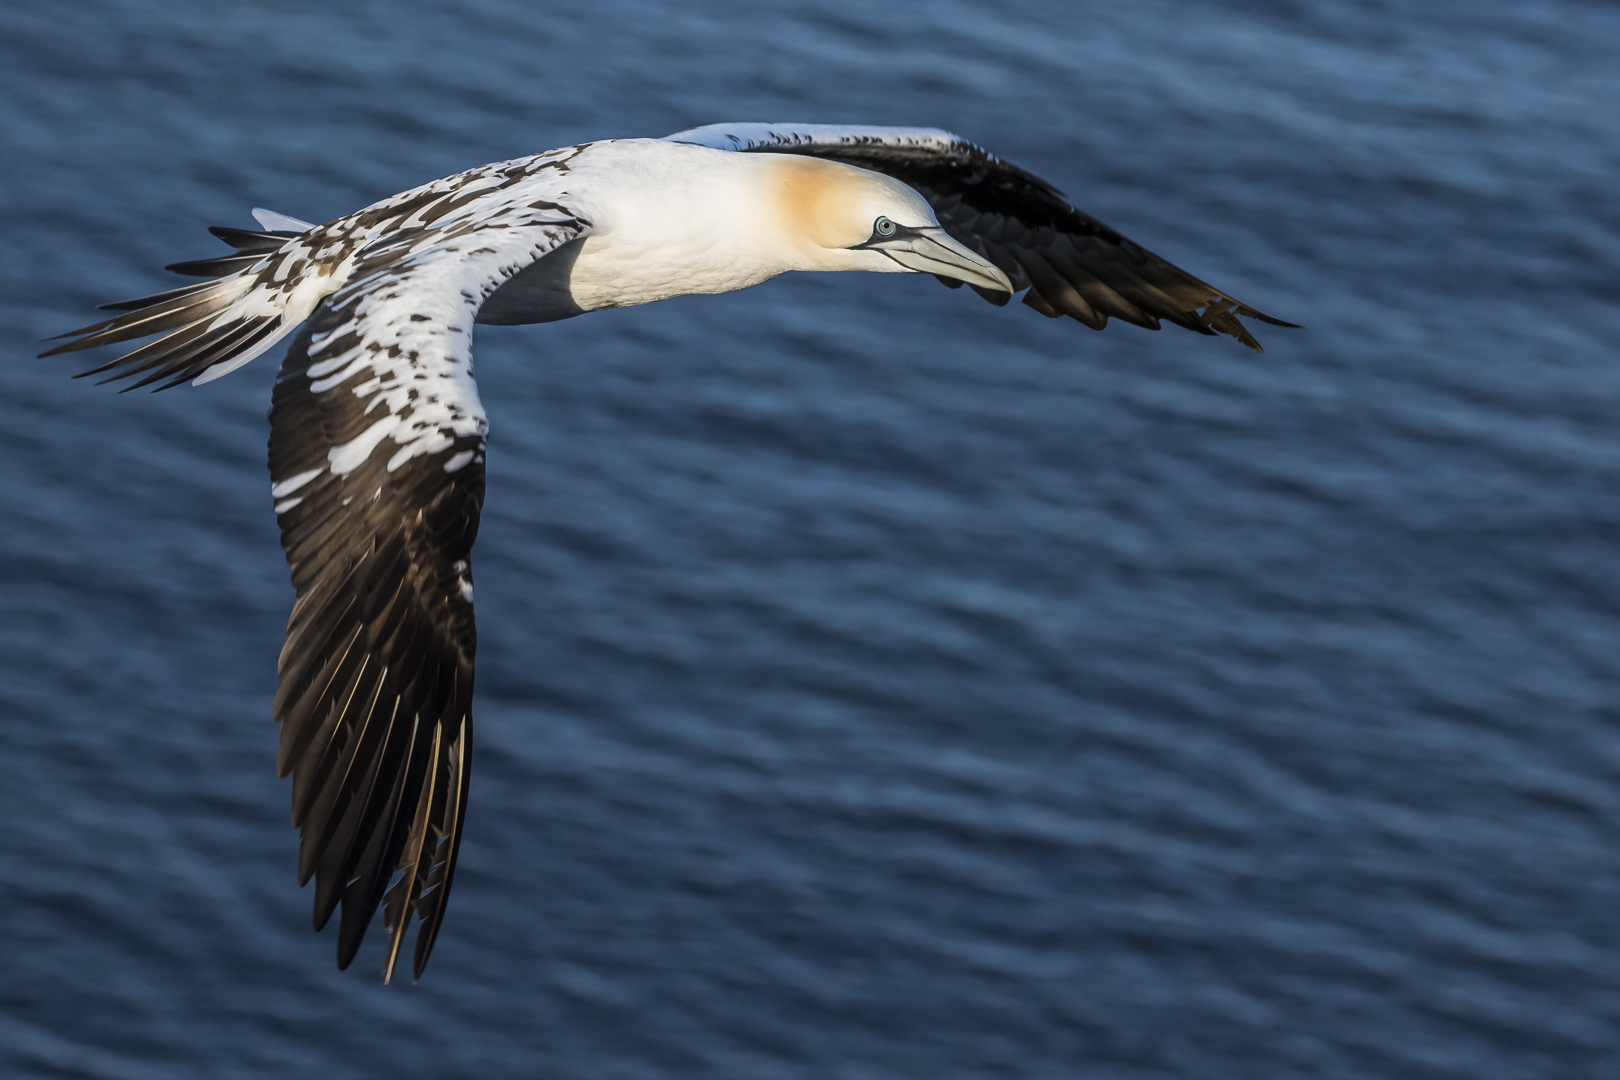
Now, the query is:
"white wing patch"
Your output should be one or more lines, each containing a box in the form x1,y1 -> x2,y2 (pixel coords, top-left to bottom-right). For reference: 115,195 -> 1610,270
270,468 -> 323,498
287,213 -> 584,485
252,147 -> 591,495
253,208 -> 317,232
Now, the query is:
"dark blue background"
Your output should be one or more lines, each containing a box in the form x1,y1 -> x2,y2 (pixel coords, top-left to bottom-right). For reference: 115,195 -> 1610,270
3,1 -> 1618,1076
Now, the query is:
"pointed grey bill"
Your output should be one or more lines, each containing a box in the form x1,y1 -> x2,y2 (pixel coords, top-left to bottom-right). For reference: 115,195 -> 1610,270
871,228 -> 1013,292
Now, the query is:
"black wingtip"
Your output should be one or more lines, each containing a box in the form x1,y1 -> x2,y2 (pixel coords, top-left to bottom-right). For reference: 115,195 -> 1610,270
1248,312 -> 1302,329
39,319 -> 117,350
96,280 -> 221,312
164,255 -> 263,278
208,225 -> 303,250
1232,301 -> 1301,330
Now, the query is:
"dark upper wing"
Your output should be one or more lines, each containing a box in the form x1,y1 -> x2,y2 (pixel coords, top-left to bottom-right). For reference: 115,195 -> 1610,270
266,213 -> 588,982
666,123 -> 1296,350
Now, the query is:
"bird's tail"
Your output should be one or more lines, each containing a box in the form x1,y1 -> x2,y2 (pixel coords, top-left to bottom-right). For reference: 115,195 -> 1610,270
40,209 -> 339,392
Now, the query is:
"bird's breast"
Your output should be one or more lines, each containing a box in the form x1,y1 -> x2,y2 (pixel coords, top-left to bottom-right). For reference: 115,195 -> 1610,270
476,223 -> 785,326
477,141 -> 801,326
566,228 -> 785,309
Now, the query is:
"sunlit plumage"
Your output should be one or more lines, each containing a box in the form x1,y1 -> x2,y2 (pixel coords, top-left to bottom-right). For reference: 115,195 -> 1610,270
42,122 -> 1295,982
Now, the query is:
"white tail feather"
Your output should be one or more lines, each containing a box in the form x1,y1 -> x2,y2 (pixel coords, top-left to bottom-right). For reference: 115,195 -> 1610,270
253,208 -> 317,232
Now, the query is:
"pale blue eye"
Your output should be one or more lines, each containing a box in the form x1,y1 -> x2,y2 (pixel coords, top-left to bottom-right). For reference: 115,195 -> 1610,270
874,217 -> 897,237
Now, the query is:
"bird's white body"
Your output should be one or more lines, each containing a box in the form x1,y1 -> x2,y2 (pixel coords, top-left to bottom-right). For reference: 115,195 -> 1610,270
483,142 -> 791,323
486,140 -> 942,324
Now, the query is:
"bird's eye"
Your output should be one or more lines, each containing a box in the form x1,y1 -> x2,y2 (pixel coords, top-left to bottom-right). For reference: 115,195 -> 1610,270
874,216 -> 897,237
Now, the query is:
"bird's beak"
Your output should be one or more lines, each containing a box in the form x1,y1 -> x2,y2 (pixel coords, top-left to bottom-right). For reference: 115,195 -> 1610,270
868,228 -> 1013,292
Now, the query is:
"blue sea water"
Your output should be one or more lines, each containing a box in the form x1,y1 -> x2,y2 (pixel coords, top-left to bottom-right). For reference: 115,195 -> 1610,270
2,0 -> 1619,1076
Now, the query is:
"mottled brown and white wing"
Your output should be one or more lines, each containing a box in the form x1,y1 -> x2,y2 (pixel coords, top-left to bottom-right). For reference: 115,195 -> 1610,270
265,214 -> 587,982
47,153 -> 590,980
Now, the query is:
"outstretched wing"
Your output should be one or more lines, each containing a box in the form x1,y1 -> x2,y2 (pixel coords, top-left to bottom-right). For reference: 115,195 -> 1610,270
46,148 -> 592,980
666,123 -> 1295,350
267,212 -> 588,982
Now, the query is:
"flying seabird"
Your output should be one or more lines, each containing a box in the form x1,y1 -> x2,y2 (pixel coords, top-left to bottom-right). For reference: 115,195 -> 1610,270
43,122 -> 1296,983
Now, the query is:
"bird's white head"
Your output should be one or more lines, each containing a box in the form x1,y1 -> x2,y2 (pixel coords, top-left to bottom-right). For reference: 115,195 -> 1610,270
769,157 -> 1013,292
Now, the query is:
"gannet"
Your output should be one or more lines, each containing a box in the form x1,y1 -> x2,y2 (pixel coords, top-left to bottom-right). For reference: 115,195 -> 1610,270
43,122 -> 1295,983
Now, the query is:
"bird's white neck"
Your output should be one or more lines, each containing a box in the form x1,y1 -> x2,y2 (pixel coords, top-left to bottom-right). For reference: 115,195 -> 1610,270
476,139 -> 934,326
563,142 -> 914,309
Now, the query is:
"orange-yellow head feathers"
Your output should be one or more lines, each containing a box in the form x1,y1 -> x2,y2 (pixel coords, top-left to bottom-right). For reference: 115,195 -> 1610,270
770,157 -> 938,251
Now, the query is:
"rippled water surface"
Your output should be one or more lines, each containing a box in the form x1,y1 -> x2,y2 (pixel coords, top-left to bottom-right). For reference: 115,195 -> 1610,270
4,1 -> 1619,1076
